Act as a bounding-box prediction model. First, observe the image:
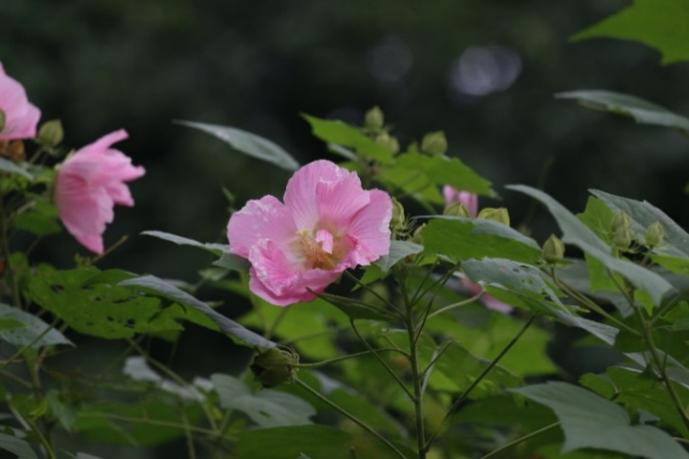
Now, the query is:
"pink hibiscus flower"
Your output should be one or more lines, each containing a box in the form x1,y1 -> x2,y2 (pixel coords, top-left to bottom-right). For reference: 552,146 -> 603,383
0,63 -> 41,141
443,185 -> 513,314
443,185 -> 478,217
228,160 -> 392,306
55,130 -> 145,254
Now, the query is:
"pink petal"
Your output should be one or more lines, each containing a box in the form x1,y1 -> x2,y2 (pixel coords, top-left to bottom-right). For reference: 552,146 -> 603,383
0,64 -> 41,140
315,229 -> 334,254
346,189 -> 392,266
227,195 -> 296,258
443,185 -> 478,217
284,160 -> 362,230
461,276 -> 513,314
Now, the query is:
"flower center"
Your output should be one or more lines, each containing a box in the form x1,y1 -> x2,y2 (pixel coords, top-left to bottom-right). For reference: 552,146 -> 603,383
294,227 -> 344,270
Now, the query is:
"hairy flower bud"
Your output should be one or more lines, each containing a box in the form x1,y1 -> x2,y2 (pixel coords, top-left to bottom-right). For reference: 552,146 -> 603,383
444,201 -> 470,218
364,106 -> 384,130
542,234 -> 565,263
478,207 -> 510,226
421,131 -> 448,156
38,119 -> 64,147
645,222 -> 664,249
611,211 -> 633,250
390,197 -> 406,232
250,347 -> 299,388
375,131 -> 399,154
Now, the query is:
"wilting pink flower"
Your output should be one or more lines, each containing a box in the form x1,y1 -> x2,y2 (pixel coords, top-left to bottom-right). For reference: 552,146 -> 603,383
0,63 -> 41,141
443,185 -> 478,217
228,160 -> 392,306
55,130 -> 145,254
444,184 -> 512,313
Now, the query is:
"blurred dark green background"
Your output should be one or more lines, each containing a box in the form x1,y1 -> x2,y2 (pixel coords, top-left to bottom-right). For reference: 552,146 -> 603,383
3,0 -> 689,456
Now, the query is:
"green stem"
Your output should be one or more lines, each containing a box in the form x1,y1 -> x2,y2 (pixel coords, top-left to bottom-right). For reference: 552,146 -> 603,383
295,377 -> 408,459
296,348 -> 409,368
426,291 -> 483,320
80,413 -> 218,437
425,315 -> 535,450
480,422 -> 560,459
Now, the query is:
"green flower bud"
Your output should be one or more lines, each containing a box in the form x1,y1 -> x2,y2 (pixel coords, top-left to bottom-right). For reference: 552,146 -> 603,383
478,207 -> 510,226
542,234 -> 565,263
364,106 -> 384,130
375,131 -> 399,154
444,201 -> 470,218
412,223 -> 426,244
0,109 -> 5,132
250,347 -> 299,388
421,131 -> 448,156
390,197 -> 405,232
645,222 -> 664,248
611,211 -> 633,250
38,119 -> 64,147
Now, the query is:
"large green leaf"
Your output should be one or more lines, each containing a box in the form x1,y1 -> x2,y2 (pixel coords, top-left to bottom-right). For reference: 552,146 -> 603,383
379,151 -> 494,203
420,216 -> 541,263
303,114 -> 394,164
514,382 -> 689,458
557,90 -> 689,134
0,433 -> 37,459
507,185 -> 674,307
177,120 -> 299,170
212,374 -> 315,428
29,267 -> 213,339
120,275 -> 275,349
573,0 -> 689,65
13,198 -> 61,236
0,303 -> 71,348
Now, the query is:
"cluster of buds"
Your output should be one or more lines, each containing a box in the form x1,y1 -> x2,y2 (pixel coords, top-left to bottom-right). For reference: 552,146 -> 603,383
363,106 -> 400,154
609,211 -> 664,252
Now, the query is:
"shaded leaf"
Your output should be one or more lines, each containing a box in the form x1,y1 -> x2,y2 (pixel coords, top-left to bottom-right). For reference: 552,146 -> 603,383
177,120 -> 299,170
0,158 -> 32,180
0,433 -> 37,459
375,240 -> 423,272
14,199 -> 61,236
0,303 -> 71,348
123,356 -> 202,401
514,382 -> 689,458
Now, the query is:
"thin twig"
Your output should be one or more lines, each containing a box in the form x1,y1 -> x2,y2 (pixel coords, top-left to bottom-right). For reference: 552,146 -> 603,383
480,422 -> 560,459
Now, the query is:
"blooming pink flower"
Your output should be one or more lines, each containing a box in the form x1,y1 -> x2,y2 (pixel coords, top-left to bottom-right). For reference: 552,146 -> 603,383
0,63 -> 41,141
443,185 -> 478,217
228,160 -> 392,306
55,130 -> 145,254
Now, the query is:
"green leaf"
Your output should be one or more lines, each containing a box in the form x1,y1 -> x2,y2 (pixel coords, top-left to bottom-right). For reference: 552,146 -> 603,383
316,291 -> 390,321
514,382 -> 689,458
421,216 -> 541,263
120,274 -> 275,349
303,114 -> 394,164
0,158 -> 33,180
573,0 -> 689,65
14,199 -> 61,236
177,120 -> 299,170
123,356 -> 202,401
212,374 -> 315,427
0,303 -> 71,348
375,240 -> 423,272
557,90 -> 689,134
235,425 -> 408,459
28,267 -> 210,339
507,185 -> 674,306
141,230 -> 228,255
379,152 -> 495,203
75,454 -> 102,459
0,433 -> 37,459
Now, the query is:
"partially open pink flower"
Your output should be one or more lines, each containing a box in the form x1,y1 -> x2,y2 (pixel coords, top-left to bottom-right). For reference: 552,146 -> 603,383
0,63 -> 41,141
55,130 -> 145,254
443,186 -> 478,217
228,160 -> 392,306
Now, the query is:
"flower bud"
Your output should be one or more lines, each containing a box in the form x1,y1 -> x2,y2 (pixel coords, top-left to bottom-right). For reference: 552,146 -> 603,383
421,131 -> 448,156
611,211 -> 633,250
38,120 -> 64,147
250,347 -> 299,388
375,131 -> 399,154
390,197 -> 406,232
364,106 -> 384,130
542,234 -> 565,263
645,222 -> 664,248
444,201 -> 470,218
478,207 -> 510,226
412,223 -> 426,244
